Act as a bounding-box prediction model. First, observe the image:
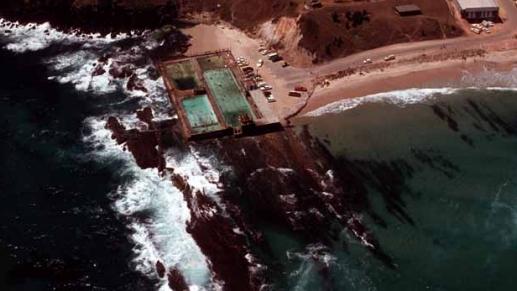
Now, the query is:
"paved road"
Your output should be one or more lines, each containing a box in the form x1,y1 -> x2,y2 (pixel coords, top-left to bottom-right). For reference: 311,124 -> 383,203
272,0 -> 517,87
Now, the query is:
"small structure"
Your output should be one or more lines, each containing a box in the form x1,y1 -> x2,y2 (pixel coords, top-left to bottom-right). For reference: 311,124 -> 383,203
454,0 -> 499,20
394,4 -> 422,16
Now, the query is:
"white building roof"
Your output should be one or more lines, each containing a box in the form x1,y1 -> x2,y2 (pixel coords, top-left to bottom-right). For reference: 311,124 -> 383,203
456,0 -> 499,10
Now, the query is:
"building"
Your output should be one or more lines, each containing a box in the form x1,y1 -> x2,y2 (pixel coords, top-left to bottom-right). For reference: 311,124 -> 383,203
454,0 -> 499,20
394,4 -> 422,17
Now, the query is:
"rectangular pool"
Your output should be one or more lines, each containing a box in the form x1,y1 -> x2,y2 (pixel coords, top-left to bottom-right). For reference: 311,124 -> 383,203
203,69 -> 254,128
181,95 -> 222,134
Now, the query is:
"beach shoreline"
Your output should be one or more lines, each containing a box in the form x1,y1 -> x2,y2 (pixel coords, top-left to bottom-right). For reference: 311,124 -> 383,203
300,49 -> 517,115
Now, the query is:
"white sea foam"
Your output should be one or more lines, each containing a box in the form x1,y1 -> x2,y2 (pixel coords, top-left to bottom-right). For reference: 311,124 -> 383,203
47,50 -> 119,93
83,117 -> 214,291
305,88 -> 457,117
165,145 -> 228,209
0,19 -> 127,53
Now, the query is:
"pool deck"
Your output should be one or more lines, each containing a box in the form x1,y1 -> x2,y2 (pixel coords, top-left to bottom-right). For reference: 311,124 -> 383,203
158,50 -> 282,141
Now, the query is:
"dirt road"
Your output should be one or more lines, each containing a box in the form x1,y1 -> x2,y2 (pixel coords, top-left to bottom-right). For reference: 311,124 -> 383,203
271,0 -> 517,88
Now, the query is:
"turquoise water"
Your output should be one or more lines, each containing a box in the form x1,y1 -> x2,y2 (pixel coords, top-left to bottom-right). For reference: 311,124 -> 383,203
182,94 -> 222,133
282,88 -> 517,291
204,69 -> 254,127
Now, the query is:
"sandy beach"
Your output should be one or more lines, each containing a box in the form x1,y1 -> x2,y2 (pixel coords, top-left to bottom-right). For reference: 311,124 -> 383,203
302,49 -> 517,114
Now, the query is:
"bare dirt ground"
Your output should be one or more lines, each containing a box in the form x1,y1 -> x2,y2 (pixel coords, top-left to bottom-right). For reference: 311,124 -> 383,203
178,0 -> 299,30
297,0 -> 463,63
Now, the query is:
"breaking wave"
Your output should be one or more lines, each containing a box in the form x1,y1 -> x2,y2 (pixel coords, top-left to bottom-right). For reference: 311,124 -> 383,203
305,88 -> 457,117
306,85 -> 517,117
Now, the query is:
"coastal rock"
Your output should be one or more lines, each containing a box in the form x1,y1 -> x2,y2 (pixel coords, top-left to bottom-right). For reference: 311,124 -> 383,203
105,116 -> 127,144
104,105 -> 397,288
127,74 -> 148,93
136,107 -> 154,127
105,116 -> 165,170
175,173 -> 261,291
156,260 -> 166,278
108,63 -> 133,79
91,64 -> 106,76
167,267 -> 189,291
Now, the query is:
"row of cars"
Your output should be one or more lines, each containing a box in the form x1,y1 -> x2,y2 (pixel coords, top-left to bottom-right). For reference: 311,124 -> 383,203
470,20 -> 494,34
258,46 -> 289,67
237,57 -> 276,103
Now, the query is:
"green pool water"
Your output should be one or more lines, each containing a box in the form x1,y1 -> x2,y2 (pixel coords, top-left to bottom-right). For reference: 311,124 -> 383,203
204,69 -> 254,128
166,61 -> 200,90
197,55 -> 226,72
181,95 -> 222,134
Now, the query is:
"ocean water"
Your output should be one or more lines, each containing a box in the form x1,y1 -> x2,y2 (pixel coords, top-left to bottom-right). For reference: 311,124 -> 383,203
292,88 -> 517,291
0,44 -> 155,290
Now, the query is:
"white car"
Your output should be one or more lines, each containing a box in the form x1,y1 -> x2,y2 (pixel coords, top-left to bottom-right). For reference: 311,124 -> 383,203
363,58 -> 373,64
256,59 -> 264,68
266,95 -> 276,103
384,55 -> 396,61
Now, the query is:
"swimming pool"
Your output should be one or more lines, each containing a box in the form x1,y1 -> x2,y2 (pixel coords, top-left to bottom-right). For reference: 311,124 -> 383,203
203,68 -> 255,128
181,94 -> 222,134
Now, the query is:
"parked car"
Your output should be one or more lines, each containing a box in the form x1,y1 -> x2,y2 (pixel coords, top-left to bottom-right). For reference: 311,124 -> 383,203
289,91 -> 302,97
384,55 -> 396,61
264,92 -> 276,102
